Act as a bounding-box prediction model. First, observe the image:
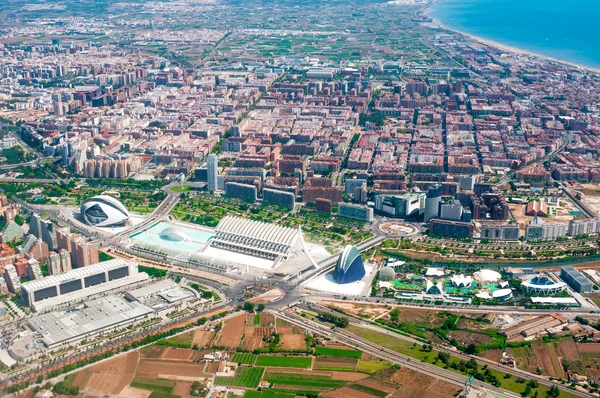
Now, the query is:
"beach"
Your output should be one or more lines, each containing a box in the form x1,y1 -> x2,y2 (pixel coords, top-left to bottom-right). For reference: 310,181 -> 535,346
423,0 -> 600,75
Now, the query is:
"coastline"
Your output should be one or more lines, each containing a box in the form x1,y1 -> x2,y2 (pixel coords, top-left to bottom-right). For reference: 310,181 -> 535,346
423,1 -> 600,75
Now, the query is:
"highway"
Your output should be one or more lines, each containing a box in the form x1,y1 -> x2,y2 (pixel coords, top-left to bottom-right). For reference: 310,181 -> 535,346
273,309 -> 520,398
276,307 -> 590,398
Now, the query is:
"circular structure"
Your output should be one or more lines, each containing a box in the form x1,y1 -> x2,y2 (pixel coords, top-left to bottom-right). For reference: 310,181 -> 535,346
379,222 -> 418,236
159,226 -> 191,242
80,195 -> 129,227
473,269 -> 502,283
379,266 -> 396,281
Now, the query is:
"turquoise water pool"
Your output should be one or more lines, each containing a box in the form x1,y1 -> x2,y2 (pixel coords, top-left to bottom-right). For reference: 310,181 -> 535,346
131,222 -> 214,253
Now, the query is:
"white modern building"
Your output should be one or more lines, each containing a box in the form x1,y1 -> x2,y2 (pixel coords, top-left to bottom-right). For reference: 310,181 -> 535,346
80,195 -> 130,227
210,215 -> 304,260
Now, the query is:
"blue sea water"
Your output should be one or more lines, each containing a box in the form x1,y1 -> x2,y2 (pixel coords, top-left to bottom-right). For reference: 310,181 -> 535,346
428,0 -> 600,70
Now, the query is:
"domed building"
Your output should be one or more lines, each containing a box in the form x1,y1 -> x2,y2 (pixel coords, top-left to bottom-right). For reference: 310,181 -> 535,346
159,226 -> 191,242
379,266 -> 396,282
81,195 -> 129,227
333,245 -> 366,284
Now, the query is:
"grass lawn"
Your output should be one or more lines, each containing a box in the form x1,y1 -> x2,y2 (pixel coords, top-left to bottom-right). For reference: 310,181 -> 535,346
346,325 -> 578,398
232,353 -> 257,365
256,356 -> 312,368
215,367 -> 265,388
131,378 -> 176,395
315,346 -> 362,358
170,185 -> 193,193
357,360 -> 391,374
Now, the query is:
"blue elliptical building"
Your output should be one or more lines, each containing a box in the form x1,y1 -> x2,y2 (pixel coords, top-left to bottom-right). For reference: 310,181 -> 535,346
333,245 -> 366,284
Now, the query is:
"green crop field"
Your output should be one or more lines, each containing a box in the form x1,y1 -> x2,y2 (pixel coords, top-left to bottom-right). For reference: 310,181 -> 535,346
244,392 -> 294,398
256,356 -> 312,368
215,367 -> 265,388
254,313 -> 261,325
315,347 -> 362,358
131,378 -> 176,395
357,360 -> 391,374
232,353 -> 257,365
263,372 -> 346,388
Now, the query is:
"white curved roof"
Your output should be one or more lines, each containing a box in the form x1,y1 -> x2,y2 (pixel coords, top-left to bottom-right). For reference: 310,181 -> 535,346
474,269 -> 502,283
450,274 -> 473,287
338,245 -> 360,273
160,226 -> 191,242
215,215 -> 299,247
492,288 -> 513,299
81,195 -> 129,227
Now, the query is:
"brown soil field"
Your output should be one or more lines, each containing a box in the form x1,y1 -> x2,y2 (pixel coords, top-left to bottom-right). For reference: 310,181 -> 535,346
557,339 -> 581,361
253,326 -> 275,337
280,334 -> 306,350
357,379 -> 398,393
388,368 -> 460,398
162,348 -> 194,361
315,357 -> 358,369
481,349 -> 503,362
74,351 -> 139,395
119,386 -> 151,398
320,300 -> 391,320
192,330 -> 215,348
136,359 -> 209,379
140,345 -> 166,359
260,313 -> 275,326
577,343 -> 600,357
533,344 -> 564,378
205,362 -> 218,374
277,326 -> 295,334
243,336 -> 264,351
325,342 -> 357,350
324,386 -> 375,398
173,381 -> 193,398
216,314 -> 246,347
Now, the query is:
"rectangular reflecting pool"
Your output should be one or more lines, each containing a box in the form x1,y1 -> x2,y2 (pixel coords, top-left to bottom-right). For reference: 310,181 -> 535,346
130,222 -> 214,253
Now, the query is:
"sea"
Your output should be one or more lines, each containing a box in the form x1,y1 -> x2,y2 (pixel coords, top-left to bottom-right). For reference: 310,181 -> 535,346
427,0 -> 600,70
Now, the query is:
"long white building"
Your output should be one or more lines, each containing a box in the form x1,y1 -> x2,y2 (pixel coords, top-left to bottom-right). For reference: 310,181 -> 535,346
210,215 -> 303,260
21,259 -> 147,311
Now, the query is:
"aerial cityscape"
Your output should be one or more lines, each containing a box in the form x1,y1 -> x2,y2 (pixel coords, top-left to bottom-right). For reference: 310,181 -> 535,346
0,0 -> 600,397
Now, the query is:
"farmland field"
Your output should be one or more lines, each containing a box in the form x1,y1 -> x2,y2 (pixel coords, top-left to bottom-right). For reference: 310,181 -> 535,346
215,366 -> 265,388
232,353 -> 257,365
256,356 -> 312,368
314,356 -> 358,371
216,314 -> 246,348
348,383 -> 389,398
264,372 -> 347,389
245,392 -> 294,398
357,360 -> 391,374
316,347 -> 362,358
130,378 -> 176,395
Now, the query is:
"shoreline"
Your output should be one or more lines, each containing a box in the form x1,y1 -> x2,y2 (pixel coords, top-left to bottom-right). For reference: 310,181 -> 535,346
423,0 -> 600,75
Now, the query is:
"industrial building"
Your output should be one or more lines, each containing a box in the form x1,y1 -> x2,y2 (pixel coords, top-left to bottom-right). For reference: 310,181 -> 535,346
20,259 -> 147,311
500,314 -> 566,342
561,266 -> 594,293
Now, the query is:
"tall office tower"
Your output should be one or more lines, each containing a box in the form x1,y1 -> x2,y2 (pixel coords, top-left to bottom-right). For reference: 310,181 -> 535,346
207,154 -> 218,192
424,183 -> 442,222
